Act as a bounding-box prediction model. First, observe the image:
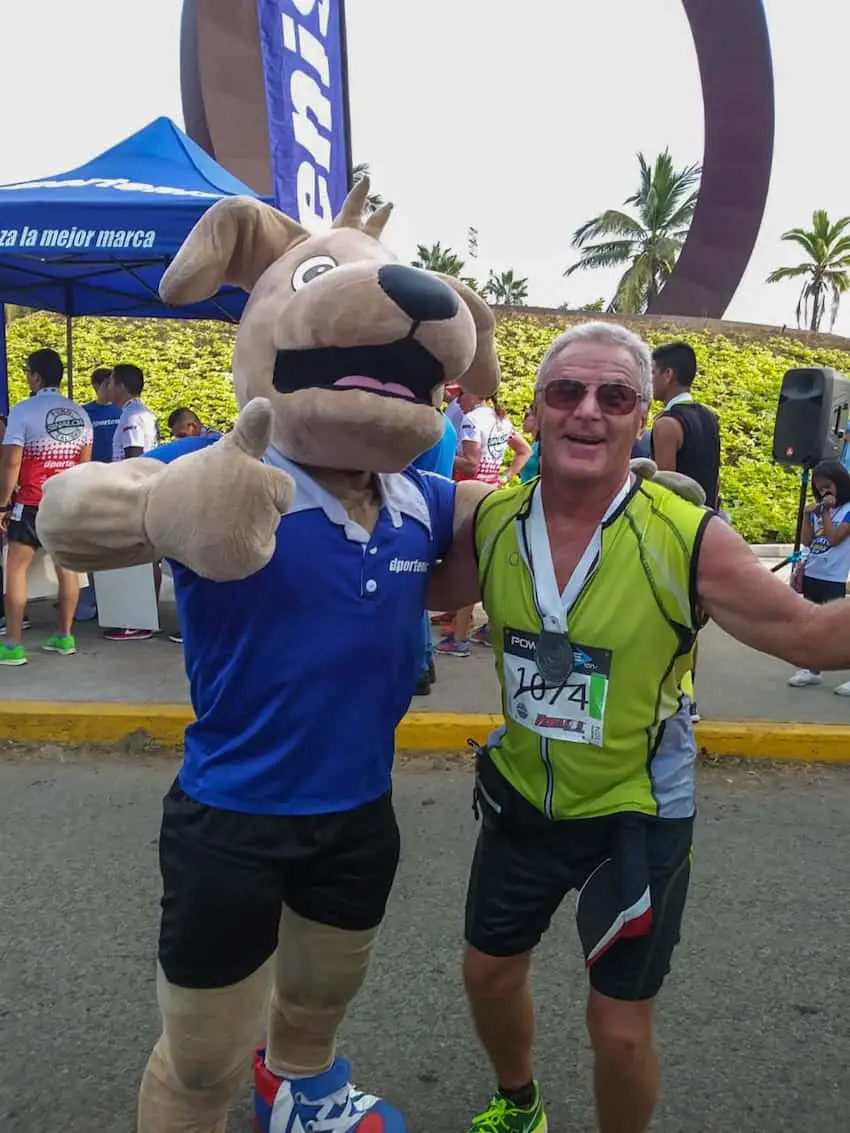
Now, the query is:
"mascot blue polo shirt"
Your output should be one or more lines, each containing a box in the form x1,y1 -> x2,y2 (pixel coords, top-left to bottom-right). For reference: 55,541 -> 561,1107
147,435 -> 456,817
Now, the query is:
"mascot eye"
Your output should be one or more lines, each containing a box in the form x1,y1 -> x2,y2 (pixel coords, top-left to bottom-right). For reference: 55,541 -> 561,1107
292,255 -> 338,290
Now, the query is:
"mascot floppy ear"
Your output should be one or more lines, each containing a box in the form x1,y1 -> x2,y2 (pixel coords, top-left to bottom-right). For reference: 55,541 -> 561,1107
159,196 -> 309,305
434,274 -> 501,398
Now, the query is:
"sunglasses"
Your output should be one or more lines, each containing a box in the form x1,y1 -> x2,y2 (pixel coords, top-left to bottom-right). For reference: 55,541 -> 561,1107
543,378 -> 641,416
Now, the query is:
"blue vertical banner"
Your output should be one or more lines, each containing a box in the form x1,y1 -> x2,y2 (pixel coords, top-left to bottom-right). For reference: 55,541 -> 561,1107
255,0 -> 353,227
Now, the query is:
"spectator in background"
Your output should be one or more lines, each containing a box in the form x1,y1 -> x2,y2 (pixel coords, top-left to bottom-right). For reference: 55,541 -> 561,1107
83,367 -> 121,462
102,364 -> 163,643
787,460 -> 850,694
0,348 -> 92,664
411,405 -> 458,696
437,393 -> 531,657
519,404 -> 540,484
75,367 -> 122,622
107,364 -> 160,463
650,341 -> 721,723
0,413 -> 5,628
631,426 -> 652,460
650,342 -> 720,509
168,407 -> 222,441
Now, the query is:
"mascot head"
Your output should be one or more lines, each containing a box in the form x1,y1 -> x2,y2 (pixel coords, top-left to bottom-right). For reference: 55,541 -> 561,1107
159,177 -> 499,471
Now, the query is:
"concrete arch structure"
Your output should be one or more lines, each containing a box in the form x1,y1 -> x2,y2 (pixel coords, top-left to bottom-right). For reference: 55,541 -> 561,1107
179,0 -> 775,319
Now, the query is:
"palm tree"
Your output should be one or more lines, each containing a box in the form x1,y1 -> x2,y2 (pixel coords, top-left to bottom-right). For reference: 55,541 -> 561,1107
483,269 -> 528,306
351,162 -> 384,216
412,242 -> 466,275
766,210 -> 850,332
411,243 -> 484,294
563,149 -> 701,314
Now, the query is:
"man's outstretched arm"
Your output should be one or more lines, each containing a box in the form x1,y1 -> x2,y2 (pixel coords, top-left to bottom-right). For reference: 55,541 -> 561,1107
696,516 -> 850,671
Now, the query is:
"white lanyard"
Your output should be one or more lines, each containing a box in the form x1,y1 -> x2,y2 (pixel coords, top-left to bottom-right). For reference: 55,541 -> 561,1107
664,392 -> 693,410
525,477 -> 632,636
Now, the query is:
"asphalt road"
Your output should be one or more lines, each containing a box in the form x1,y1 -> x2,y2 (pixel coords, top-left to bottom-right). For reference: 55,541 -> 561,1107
1,748 -> 848,1132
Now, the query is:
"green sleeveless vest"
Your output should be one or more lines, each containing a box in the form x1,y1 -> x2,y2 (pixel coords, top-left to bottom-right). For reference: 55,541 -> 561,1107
474,477 -> 709,820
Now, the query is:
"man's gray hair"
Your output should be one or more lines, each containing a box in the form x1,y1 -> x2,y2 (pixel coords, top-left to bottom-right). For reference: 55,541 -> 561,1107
535,321 -> 653,403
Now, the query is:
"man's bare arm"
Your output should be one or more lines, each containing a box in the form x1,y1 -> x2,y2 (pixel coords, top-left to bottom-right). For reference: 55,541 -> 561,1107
0,444 -> 23,506
453,439 -> 481,480
696,517 -> 850,670
427,480 -> 492,611
650,415 -> 682,472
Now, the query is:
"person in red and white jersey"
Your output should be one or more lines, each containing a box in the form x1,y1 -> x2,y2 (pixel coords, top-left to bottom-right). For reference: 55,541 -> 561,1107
436,392 -> 532,657
0,348 -> 92,664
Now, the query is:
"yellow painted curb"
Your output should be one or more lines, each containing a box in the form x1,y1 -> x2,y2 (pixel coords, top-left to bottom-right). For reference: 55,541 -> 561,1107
0,703 -> 849,765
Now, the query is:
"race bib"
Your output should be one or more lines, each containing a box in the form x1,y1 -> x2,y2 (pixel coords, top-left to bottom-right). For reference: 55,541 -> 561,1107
502,626 -> 611,746
10,502 -> 23,521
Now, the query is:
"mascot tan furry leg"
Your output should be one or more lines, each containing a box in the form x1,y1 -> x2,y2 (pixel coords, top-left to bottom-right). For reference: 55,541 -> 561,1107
138,911 -> 381,1132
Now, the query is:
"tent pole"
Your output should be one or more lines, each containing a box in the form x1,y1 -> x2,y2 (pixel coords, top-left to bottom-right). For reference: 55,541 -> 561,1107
0,305 -> 9,416
64,282 -> 74,401
65,314 -> 74,401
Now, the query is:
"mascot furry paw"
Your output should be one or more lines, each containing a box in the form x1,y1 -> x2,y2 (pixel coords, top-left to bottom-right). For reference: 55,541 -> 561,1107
37,176 -> 499,1133
629,457 -> 708,508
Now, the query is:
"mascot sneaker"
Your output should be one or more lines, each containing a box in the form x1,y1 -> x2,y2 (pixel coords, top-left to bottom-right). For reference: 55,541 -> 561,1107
254,1047 -> 407,1133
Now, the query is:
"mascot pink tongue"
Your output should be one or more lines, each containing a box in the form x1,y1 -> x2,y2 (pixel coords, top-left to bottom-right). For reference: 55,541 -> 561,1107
333,377 -> 416,399
33,175 -> 499,1133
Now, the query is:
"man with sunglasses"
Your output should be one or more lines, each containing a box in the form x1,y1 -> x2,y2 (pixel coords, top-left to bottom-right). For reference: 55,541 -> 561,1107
429,321 -> 850,1133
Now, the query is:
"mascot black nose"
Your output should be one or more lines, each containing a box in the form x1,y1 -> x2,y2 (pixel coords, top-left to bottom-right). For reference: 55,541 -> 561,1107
378,264 -> 460,322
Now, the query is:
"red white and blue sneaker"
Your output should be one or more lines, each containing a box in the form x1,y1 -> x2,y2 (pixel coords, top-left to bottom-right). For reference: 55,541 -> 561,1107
254,1047 -> 407,1133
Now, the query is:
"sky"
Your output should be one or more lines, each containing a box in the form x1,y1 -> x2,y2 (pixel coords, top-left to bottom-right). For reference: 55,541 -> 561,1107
1,0 -> 849,333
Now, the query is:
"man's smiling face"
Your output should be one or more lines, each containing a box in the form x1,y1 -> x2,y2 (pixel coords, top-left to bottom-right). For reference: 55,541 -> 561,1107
535,341 -> 647,484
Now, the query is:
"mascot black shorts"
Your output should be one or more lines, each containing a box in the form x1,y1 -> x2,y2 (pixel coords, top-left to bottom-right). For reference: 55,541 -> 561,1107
465,753 -> 693,1001
157,779 -> 401,989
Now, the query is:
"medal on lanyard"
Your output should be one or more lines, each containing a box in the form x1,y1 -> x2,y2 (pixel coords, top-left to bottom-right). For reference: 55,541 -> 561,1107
536,627 -> 575,684
525,478 -> 631,685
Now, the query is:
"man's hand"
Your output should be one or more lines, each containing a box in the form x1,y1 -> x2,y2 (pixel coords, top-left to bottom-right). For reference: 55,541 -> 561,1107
144,398 -> 295,581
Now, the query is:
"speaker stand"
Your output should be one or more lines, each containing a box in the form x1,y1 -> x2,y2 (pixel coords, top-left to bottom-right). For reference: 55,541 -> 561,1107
770,466 -> 811,582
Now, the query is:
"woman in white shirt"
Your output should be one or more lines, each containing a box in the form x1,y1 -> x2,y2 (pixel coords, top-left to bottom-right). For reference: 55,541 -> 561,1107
436,394 -> 531,657
788,459 -> 850,692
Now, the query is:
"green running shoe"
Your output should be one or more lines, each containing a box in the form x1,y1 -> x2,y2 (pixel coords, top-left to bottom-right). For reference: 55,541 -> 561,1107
0,642 -> 27,666
42,633 -> 77,656
467,1085 -> 547,1132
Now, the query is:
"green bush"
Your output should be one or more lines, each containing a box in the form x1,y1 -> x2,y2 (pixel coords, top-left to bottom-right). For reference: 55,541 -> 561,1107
5,314 -> 239,434
7,310 -> 850,543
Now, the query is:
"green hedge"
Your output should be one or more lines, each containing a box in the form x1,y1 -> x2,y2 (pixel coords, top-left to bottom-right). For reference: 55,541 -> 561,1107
7,311 -> 850,543
5,314 -> 239,434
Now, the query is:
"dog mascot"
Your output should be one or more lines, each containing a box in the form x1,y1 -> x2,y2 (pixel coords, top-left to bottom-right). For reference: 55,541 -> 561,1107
36,177 -> 706,1133
37,177 -> 501,1133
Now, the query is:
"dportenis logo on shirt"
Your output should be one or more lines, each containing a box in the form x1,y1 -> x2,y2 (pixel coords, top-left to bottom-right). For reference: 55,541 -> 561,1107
388,557 -> 429,574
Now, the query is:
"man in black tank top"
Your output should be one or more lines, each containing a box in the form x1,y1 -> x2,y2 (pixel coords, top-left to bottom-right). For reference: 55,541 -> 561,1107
650,341 -> 721,724
650,341 -> 721,510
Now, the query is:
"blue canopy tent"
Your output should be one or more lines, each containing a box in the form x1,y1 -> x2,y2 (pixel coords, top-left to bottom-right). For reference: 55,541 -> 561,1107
0,116 -> 273,410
